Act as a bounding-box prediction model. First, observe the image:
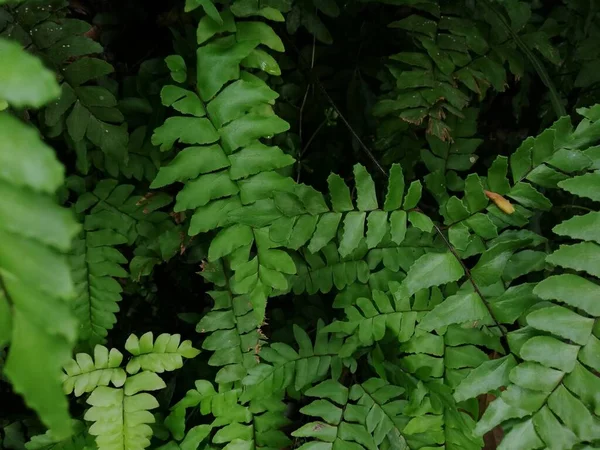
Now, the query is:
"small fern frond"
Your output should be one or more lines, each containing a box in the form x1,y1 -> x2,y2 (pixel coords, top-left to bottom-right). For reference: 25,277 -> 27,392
84,371 -> 165,450
62,345 -> 126,397
124,332 -> 200,374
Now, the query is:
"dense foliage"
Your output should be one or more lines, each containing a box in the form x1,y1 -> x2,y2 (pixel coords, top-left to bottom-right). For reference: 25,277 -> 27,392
1,0 -> 600,449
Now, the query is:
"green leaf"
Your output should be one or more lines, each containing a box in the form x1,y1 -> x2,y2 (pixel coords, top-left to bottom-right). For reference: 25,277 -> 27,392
197,10 -> 236,45
384,164 -> 405,211
553,211 -> 600,244
498,419 -> 543,450
546,242 -> 600,277
389,210 -> 407,245
0,39 -> 60,108
407,211 -> 433,233
308,213 -> 342,253
196,37 -> 257,101
419,292 -> 491,331
534,274 -> 600,316
219,112 -> 290,153
207,79 -> 279,128
526,305 -> 594,345
398,251 -> 464,298
354,164 -> 378,211
236,21 -> 284,52
339,212 -> 365,257
161,86 -> 206,117
558,172 -> 600,202
507,182 -> 552,211
402,180 -> 422,209
151,117 -> 219,151
208,224 -> 254,261
328,174 -> 353,212
488,156 -> 511,194
174,171 -> 238,211
520,336 -> 579,372
532,406 -> 579,450
509,362 -> 564,392
186,0 -> 223,25
366,211 -> 387,248
151,145 -> 229,188
454,355 -> 517,402
165,55 -> 187,83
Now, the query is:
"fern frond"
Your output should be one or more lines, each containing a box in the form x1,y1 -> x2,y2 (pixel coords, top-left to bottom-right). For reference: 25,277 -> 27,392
62,345 -> 126,397
443,106 -> 600,448
124,332 -> 200,374
241,321 -> 348,401
0,40 -> 80,438
84,371 -> 166,450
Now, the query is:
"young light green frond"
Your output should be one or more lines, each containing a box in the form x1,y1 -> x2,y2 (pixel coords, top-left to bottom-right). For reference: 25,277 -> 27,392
84,371 -> 165,450
124,332 -> 200,374
62,345 -> 126,397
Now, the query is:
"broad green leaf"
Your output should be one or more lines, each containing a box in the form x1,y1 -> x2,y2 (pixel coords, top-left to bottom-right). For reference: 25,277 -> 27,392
419,292 -> 491,331
0,113 -> 64,193
366,211 -> 387,248
548,385 -> 600,441
228,143 -> 294,179
533,406 -> 579,450
241,48 -> 282,75
197,10 -> 236,45
186,0 -> 222,25
384,164 -> 405,211
489,283 -> 540,324
0,39 -> 60,108
207,79 -> 279,127
160,85 -> 206,117
398,251 -> 464,298
453,355 -> 517,402
534,274 -> 600,316
236,21 -> 284,51
509,362 -> 564,392
165,55 -> 187,83
407,211 -> 433,233
354,164 -> 378,211
497,419 -> 543,450
464,173 -> 488,212
151,117 -> 219,151
174,171 -> 238,211
488,156 -> 511,194
389,210 -> 407,245
64,57 -> 114,86
151,145 -> 230,188
328,174 -> 353,212
402,180 -> 422,209
219,112 -> 290,153
507,182 -> 552,211
308,213 -> 342,253
558,172 -> 600,201
520,336 -> 579,372
553,211 -> 600,244
526,305 -> 594,345
546,242 -> 600,277
208,224 -> 254,261
197,37 -> 257,101
471,238 -> 530,286
339,212 -> 365,257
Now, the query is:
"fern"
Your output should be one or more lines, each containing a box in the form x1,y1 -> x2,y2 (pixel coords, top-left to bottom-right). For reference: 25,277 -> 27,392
0,36 -> 80,439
